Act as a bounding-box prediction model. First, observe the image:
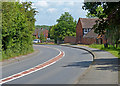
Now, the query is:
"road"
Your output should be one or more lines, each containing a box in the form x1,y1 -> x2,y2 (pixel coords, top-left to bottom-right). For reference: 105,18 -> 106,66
2,45 -> 93,84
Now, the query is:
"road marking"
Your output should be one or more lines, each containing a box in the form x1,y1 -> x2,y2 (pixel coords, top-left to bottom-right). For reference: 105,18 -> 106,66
0,45 -> 65,84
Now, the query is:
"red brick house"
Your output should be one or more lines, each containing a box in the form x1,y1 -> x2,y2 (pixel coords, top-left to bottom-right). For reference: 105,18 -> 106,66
76,18 -> 106,44
33,28 -> 48,39
42,29 -> 48,39
64,18 -> 106,44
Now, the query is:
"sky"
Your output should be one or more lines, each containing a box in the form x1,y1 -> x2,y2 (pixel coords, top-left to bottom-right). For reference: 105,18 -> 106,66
20,0 -> 88,26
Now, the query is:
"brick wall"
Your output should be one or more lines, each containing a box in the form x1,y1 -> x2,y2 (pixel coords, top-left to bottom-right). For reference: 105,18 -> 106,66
64,36 -> 76,44
82,38 -> 96,45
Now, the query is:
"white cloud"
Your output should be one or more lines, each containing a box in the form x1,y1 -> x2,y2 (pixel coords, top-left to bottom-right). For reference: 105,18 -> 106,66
67,1 -> 74,6
34,1 -> 49,7
47,8 -> 57,13
56,1 -> 64,6
63,8 -> 70,12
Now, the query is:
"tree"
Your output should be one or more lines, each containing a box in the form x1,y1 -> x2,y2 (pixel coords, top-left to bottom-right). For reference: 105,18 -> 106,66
2,2 -> 37,59
50,12 -> 76,43
83,2 -> 120,48
40,32 -> 44,43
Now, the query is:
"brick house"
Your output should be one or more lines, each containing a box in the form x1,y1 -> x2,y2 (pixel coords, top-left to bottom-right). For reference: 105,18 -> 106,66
42,29 -> 49,39
64,18 -> 106,44
33,28 -> 48,39
76,18 -> 106,44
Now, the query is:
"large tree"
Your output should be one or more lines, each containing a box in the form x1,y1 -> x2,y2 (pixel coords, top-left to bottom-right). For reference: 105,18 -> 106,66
50,12 -> 76,43
83,2 -> 120,47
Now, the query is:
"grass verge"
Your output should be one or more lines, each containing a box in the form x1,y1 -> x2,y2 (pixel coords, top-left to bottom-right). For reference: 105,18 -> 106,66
88,44 -> 120,58
1,49 -> 34,61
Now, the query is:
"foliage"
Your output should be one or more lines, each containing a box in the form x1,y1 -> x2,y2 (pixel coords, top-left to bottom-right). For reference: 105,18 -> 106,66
86,5 -> 107,18
83,2 -> 120,47
35,25 -> 50,30
40,32 -> 45,42
2,2 -> 37,60
50,12 -> 76,42
0,2 -> 2,60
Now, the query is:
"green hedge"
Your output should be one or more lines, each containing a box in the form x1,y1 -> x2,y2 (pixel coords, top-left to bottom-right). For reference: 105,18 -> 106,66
2,2 -> 37,60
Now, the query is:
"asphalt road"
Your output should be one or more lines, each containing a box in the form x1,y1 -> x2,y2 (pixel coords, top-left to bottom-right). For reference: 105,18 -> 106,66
2,45 -> 93,84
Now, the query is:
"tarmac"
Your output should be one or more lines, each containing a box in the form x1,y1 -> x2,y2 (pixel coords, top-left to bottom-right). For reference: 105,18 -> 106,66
63,45 -> 120,86
1,44 -> 120,85
67,45 -> 119,84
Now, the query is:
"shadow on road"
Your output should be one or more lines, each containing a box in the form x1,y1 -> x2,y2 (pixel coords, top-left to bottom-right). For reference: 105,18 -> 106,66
62,61 -> 92,68
81,52 -> 90,54
93,58 -> 120,72
63,58 -> 120,72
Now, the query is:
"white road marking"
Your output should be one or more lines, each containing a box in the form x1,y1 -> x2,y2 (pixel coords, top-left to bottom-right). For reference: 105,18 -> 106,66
0,45 -> 65,84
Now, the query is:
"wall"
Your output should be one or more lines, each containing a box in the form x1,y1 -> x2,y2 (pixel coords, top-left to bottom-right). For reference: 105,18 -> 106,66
64,36 -> 76,44
82,37 -> 96,45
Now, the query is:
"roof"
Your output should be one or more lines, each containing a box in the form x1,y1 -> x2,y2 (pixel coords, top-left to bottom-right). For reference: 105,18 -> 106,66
80,18 -> 98,28
83,29 -> 98,38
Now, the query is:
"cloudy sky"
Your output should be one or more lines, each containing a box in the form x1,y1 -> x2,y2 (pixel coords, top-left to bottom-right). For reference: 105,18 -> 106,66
21,0 -> 88,26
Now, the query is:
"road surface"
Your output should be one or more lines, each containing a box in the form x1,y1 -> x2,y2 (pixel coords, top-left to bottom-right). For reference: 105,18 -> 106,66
2,45 -> 93,84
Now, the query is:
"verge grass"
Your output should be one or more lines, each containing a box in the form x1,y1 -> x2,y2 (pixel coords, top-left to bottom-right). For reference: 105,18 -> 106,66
89,44 -> 120,58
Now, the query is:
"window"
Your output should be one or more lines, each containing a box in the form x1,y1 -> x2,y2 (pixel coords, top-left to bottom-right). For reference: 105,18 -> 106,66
84,29 -> 88,32
88,28 -> 91,32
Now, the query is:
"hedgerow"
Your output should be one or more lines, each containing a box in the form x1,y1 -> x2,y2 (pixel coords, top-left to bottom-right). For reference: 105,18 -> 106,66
2,2 -> 37,60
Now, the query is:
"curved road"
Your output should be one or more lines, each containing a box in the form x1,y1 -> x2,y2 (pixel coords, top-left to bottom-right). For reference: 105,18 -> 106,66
2,45 -> 93,84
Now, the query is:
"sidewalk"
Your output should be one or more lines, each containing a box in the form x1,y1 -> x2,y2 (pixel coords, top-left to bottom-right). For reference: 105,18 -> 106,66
64,45 -> 119,84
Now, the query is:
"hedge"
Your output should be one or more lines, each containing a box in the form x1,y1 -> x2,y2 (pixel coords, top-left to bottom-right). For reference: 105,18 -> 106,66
2,2 -> 37,60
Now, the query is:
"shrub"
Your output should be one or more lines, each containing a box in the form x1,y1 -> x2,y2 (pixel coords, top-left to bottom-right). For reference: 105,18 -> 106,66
2,2 -> 37,60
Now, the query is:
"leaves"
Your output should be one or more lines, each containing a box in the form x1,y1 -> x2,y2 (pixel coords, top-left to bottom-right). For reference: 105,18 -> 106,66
2,2 -> 37,59
50,12 -> 76,42
83,2 -> 120,46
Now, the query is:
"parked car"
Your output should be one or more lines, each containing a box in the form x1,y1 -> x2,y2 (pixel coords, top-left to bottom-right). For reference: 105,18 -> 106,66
33,39 -> 41,43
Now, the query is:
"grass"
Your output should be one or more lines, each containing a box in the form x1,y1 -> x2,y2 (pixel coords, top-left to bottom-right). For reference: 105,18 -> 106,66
1,49 -> 34,61
89,44 -> 120,58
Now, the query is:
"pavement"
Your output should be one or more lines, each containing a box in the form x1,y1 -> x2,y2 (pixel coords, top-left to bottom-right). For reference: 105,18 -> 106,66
64,45 -> 119,84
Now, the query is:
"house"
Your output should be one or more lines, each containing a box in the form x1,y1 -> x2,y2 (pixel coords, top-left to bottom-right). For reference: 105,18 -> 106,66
64,18 -> 106,44
33,28 -> 48,39
42,29 -> 48,39
76,18 -> 106,44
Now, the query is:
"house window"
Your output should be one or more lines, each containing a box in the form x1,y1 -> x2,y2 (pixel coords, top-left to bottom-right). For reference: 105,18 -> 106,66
84,29 -> 88,32
83,28 -> 88,35
88,28 -> 91,32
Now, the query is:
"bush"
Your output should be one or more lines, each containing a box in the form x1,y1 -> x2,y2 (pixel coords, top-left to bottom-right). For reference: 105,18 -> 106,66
2,2 -> 37,60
